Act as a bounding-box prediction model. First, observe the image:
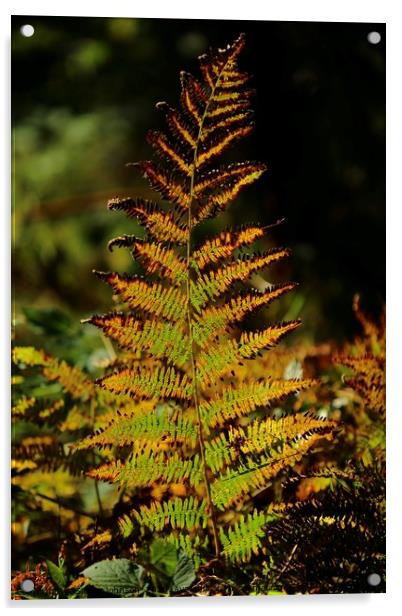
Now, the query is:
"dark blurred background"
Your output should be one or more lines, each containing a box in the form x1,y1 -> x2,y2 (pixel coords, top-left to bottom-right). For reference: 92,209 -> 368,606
12,17 -> 385,345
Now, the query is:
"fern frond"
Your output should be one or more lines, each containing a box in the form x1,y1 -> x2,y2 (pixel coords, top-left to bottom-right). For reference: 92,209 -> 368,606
95,271 -> 186,322
191,248 -> 290,310
13,346 -> 96,400
84,313 -> 190,366
133,497 -> 208,532
211,423 -> 336,509
88,452 -> 203,489
205,413 -> 337,473
219,510 -> 271,562
12,435 -> 59,464
197,321 -> 301,384
194,163 -> 266,221
193,283 -> 297,343
164,532 -> 208,569
200,378 -> 315,427
131,241 -> 187,283
96,365 -> 193,401
155,102 -> 197,150
147,129 -> 192,176
192,225 -> 265,270
108,197 -> 187,244
135,159 -> 191,210
43,361 -> 95,400
74,411 -> 197,450
77,35 -> 324,558
338,355 -> 384,381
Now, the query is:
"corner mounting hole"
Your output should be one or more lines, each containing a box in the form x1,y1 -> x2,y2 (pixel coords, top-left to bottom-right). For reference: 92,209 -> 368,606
20,579 -> 35,592
20,24 -> 35,38
367,31 -> 381,45
367,572 -> 381,587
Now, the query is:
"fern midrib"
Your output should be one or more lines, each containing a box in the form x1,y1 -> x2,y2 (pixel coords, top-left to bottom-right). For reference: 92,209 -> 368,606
185,55 -> 232,557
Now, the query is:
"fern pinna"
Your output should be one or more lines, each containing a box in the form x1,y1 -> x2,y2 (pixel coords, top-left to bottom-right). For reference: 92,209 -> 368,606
77,34 -> 337,562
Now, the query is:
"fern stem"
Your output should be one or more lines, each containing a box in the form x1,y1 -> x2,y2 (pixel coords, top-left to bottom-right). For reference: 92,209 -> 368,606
185,57 -> 235,558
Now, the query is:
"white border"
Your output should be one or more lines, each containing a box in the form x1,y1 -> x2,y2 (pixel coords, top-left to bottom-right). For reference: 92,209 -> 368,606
2,1 -> 402,614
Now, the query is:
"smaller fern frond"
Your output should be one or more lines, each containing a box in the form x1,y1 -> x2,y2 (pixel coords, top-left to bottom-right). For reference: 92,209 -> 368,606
211,422 -> 336,510
133,497 -> 208,532
219,510 -> 274,562
12,396 -> 36,419
12,346 -> 47,366
205,413 -> 338,473
13,346 -> 96,401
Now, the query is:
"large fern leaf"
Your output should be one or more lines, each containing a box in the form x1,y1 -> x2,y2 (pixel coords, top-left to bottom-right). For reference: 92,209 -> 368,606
78,34 -> 337,560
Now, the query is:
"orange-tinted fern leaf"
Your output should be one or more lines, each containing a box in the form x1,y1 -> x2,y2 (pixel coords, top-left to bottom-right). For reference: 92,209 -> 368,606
83,313 -> 190,366
196,321 -> 301,385
337,355 -> 384,381
195,124 -> 254,171
191,248 -> 291,310
134,160 -> 190,211
180,72 -> 208,128
206,413 -> 338,473
147,130 -> 192,176
193,283 -> 297,342
108,197 -> 187,244
189,35 -> 255,171
95,271 -> 186,322
192,225 -> 265,270
194,163 -> 266,222
194,161 -> 264,198
88,452 -> 203,489
156,101 -> 197,150
75,412 -> 197,450
97,365 -> 193,401
200,379 -> 316,427
211,425 -> 335,510
131,241 -> 187,283
200,110 -> 254,143
43,360 -> 96,400
199,33 -> 246,91
156,101 -> 198,149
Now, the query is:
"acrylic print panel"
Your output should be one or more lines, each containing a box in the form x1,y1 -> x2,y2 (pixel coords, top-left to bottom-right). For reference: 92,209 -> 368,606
11,16 -> 385,598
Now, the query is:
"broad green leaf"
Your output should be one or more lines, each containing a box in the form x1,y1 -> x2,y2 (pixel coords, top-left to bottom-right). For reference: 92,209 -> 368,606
171,551 -> 195,592
82,559 -> 144,597
46,560 -> 68,591
150,540 -> 178,577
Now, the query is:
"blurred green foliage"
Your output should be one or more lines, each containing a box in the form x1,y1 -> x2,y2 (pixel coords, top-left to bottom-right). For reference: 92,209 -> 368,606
12,16 -> 385,348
